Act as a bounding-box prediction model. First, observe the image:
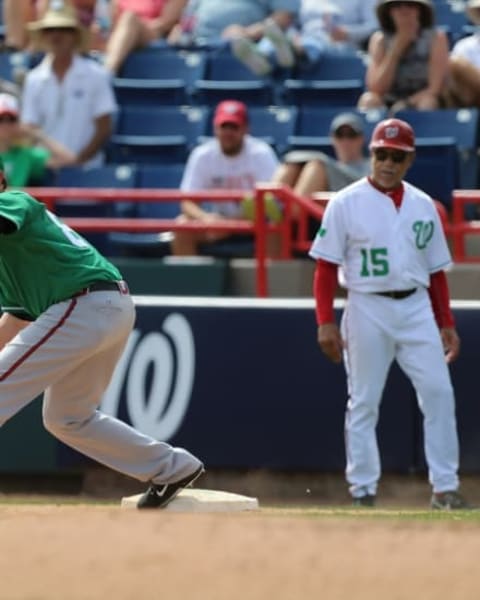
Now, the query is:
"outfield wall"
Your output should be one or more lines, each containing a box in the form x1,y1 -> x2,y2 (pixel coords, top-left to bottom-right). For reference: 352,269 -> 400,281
2,297 -> 480,475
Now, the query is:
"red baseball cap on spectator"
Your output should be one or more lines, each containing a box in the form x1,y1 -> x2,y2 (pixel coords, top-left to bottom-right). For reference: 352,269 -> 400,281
0,93 -> 19,118
213,100 -> 248,127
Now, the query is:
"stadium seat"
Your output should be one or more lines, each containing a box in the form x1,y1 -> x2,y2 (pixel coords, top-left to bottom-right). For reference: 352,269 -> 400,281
0,51 -> 18,82
394,108 -> 480,196
283,53 -> 367,107
434,2 -> 471,45
114,48 -> 207,106
109,163 -> 184,257
55,164 -> 138,255
243,105 -> 297,155
109,105 -> 209,163
287,106 -> 386,154
193,48 -> 274,106
406,142 -> 458,209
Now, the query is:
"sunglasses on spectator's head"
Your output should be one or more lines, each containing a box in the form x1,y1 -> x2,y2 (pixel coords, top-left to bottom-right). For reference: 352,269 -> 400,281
373,148 -> 409,163
334,127 -> 360,139
0,115 -> 17,123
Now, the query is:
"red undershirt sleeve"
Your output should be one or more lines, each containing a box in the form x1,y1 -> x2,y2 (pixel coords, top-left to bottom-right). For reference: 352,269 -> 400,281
428,270 -> 455,328
313,258 -> 338,325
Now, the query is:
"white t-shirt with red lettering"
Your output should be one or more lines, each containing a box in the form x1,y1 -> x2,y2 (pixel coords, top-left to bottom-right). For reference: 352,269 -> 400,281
180,135 -> 279,217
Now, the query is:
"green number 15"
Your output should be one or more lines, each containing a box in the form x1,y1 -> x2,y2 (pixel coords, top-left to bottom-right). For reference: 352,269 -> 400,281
360,247 -> 389,277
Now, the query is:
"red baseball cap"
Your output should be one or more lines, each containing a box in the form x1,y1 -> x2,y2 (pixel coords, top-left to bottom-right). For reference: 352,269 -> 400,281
213,100 -> 248,127
369,118 -> 415,152
0,93 -> 19,118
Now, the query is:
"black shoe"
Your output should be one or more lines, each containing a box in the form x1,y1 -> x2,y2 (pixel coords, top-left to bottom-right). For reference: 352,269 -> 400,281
137,465 -> 205,509
352,494 -> 376,507
431,490 -> 470,510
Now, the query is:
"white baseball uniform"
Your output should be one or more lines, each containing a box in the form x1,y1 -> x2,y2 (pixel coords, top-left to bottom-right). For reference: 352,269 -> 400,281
309,177 -> 459,498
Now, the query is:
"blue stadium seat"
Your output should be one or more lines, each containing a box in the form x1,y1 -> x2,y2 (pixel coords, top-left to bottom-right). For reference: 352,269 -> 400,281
287,106 -> 386,154
109,105 -> 209,163
193,48 -> 274,106
114,48 -> 207,106
137,163 -> 183,217
406,142 -> 458,208
283,53 -> 367,107
244,105 -> 297,155
55,164 -> 138,255
434,2 -> 471,45
394,107 -> 479,194
0,51 -> 17,82
109,163 -> 184,257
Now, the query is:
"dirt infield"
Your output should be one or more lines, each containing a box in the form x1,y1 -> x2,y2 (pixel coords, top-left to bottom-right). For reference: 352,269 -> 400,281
2,502 -> 480,600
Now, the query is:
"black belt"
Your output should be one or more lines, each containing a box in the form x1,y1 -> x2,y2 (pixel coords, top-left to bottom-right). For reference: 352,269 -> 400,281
73,280 -> 129,297
374,288 -> 417,300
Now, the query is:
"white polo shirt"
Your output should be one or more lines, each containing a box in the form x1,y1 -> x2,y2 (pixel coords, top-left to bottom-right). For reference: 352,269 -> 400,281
21,54 -> 117,167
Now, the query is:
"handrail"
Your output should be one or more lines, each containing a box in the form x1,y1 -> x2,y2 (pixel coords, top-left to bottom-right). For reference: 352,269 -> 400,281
25,185 -> 315,297
451,190 -> 480,262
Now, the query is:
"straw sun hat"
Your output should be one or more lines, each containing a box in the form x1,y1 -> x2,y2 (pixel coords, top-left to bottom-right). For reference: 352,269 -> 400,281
27,0 -> 89,53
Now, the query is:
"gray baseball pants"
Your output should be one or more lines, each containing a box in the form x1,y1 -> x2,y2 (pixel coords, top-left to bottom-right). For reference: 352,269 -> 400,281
0,289 -> 202,484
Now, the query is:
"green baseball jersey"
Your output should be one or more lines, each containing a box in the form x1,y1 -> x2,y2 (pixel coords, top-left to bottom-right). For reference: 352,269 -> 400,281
0,190 -> 122,320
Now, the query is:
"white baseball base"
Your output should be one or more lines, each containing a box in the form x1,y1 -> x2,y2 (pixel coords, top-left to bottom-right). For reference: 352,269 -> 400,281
121,488 -> 260,512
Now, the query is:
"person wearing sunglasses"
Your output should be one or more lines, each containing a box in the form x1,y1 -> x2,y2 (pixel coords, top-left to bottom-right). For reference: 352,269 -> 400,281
309,117 -> 469,510
358,0 -> 449,112
273,112 -> 369,206
0,92 -> 76,187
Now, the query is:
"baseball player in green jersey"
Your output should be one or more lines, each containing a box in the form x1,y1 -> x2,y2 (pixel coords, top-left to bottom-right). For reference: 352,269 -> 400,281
0,159 -> 204,508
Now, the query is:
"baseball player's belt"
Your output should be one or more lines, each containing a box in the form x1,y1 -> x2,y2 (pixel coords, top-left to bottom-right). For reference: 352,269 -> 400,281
374,288 -> 417,300
73,280 -> 130,297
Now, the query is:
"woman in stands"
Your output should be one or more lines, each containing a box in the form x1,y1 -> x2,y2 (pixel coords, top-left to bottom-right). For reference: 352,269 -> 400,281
357,0 -> 449,112
103,0 -> 188,74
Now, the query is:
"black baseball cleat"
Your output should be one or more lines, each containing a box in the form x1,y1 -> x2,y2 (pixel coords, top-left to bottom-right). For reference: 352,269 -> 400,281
137,465 -> 205,509
430,490 -> 471,510
352,494 -> 376,507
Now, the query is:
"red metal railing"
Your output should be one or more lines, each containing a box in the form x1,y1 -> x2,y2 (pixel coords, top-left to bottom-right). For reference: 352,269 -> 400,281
27,185 -> 472,292
25,184 -> 325,297
451,190 -> 480,263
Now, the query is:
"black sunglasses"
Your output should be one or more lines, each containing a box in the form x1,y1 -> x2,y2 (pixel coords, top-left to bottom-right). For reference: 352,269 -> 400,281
373,148 -> 408,163
334,128 -> 360,139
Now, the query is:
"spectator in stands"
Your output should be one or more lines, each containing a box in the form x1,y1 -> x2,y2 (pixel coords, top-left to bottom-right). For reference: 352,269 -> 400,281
357,0 -> 449,112
0,92 -> 76,186
442,0 -> 480,108
273,112 -> 369,203
171,100 -> 279,256
103,0 -> 188,75
231,0 -> 377,76
168,0 -> 299,49
2,0 -> 37,51
3,0 -> 98,51
21,1 -> 117,167
272,112 -> 369,244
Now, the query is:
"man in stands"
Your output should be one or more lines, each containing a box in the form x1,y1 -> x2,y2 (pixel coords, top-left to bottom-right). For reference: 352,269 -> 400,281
171,99 -> 279,256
